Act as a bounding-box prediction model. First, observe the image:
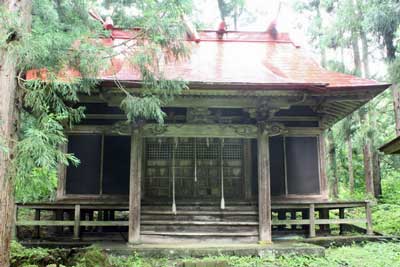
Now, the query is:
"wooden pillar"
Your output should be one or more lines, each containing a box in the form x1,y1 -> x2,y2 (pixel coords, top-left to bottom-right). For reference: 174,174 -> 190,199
257,127 -> 272,243
309,204 -> 316,238
73,204 -> 81,240
129,128 -> 142,244
365,201 -> 373,235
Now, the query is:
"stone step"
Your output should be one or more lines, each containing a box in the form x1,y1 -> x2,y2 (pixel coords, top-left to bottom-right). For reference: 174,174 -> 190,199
141,220 -> 258,226
141,206 -> 257,211
141,210 -> 258,215
141,215 -> 258,222
141,224 -> 257,233
140,231 -> 259,237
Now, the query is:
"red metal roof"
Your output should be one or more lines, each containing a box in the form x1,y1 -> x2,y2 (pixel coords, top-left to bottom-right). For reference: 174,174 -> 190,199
26,29 -> 390,91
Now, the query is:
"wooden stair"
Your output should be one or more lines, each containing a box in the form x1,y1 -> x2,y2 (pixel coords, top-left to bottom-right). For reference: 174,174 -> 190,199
140,202 -> 259,243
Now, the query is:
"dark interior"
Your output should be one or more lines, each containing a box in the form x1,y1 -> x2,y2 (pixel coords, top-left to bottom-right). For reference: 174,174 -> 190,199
66,135 -> 102,194
285,137 -> 320,194
102,136 -> 131,195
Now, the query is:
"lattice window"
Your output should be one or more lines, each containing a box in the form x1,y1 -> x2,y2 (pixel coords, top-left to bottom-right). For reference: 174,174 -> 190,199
144,137 -> 244,199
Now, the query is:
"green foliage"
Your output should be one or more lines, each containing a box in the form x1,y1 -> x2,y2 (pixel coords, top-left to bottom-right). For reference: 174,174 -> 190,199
2,0 -> 193,201
72,246 -> 109,267
10,241 -> 52,267
13,113 -> 79,202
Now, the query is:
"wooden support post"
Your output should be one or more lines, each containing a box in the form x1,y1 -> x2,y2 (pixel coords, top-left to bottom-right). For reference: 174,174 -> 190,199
319,208 -> 330,233
365,201 -> 373,235
33,209 -> 41,238
339,208 -> 345,235
129,128 -> 142,244
257,127 -> 272,243
309,204 -> 316,238
73,204 -> 81,240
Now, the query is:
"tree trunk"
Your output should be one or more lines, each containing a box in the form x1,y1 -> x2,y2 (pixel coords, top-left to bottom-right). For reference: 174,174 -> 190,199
359,108 -> 374,197
0,1 -> 31,266
392,85 -> 400,136
0,41 -> 18,267
360,31 -> 370,78
327,129 -> 338,198
355,0 -> 370,78
372,152 -> 382,197
351,34 -> 362,76
363,140 -> 374,196
347,138 -> 355,194
369,106 -> 382,198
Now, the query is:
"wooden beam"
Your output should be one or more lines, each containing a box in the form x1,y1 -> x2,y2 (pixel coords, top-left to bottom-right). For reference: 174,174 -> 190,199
142,124 -> 258,138
257,126 -> 272,243
128,128 -> 142,244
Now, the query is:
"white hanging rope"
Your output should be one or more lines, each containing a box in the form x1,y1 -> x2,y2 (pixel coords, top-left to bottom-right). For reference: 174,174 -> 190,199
171,138 -> 178,215
220,138 -> 225,210
194,138 -> 197,183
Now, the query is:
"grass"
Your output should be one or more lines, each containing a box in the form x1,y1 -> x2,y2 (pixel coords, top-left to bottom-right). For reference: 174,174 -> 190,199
10,241 -> 400,267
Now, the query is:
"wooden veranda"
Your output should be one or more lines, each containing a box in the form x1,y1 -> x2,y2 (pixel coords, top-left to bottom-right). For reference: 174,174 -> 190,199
15,200 -> 373,243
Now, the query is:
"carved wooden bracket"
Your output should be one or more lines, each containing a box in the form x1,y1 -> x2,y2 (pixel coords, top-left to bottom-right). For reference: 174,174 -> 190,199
258,122 -> 288,137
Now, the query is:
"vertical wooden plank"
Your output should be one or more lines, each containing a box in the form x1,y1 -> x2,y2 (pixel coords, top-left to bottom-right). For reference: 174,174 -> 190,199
243,139 -> 252,199
56,143 -> 68,199
339,208 -> 345,235
319,208 -> 330,233
129,128 -> 142,244
73,204 -> 81,240
257,128 -> 272,243
318,132 -> 328,199
309,204 -> 316,238
365,201 -> 373,235
33,209 -> 41,238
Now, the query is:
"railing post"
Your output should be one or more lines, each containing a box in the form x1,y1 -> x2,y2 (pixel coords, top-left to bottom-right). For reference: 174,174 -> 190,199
73,204 -> 81,240
365,201 -> 373,235
309,204 -> 316,238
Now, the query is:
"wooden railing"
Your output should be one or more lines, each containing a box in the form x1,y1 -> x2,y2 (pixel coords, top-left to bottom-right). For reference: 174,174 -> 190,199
14,200 -> 373,240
